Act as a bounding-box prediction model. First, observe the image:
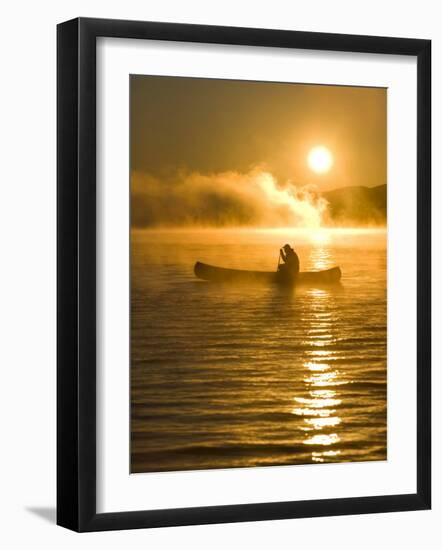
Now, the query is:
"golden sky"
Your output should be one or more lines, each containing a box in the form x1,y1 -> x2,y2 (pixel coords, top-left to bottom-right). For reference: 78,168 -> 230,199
131,75 -> 386,191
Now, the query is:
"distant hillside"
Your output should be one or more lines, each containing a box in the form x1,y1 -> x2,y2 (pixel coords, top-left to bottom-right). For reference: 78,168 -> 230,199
322,184 -> 386,225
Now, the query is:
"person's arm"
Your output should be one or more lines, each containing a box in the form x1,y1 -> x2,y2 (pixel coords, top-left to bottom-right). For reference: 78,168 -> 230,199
280,249 -> 286,262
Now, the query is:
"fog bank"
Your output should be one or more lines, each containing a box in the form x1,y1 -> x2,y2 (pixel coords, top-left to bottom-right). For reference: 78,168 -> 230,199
131,169 -> 328,229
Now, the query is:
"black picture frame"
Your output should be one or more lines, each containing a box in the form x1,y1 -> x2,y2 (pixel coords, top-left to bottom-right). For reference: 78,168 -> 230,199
57,17 -> 431,532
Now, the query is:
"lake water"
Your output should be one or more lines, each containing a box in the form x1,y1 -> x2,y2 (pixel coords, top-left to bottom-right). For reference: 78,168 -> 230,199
130,228 -> 387,473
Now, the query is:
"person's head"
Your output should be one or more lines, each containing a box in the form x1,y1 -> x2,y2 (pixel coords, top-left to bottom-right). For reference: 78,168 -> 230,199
283,244 -> 293,253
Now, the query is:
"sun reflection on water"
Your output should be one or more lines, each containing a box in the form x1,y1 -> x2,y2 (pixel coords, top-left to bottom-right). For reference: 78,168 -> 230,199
304,433 -> 340,446
305,416 -> 341,429
309,229 -> 331,246
292,407 -> 336,418
292,355 -> 345,461
294,396 -> 342,408
312,450 -> 341,463
309,243 -> 333,270
291,278 -> 349,463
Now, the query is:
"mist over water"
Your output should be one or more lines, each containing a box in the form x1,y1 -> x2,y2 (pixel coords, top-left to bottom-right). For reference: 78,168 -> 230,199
131,169 -> 330,229
130,227 -> 387,473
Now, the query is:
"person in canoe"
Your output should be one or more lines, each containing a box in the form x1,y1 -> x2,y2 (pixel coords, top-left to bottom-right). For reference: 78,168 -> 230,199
278,243 -> 300,280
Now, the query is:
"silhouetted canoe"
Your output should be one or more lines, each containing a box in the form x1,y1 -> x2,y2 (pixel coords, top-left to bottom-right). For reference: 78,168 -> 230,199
194,261 -> 341,286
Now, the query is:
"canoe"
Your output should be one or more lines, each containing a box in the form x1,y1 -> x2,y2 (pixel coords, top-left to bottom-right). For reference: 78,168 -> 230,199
194,261 -> 341,286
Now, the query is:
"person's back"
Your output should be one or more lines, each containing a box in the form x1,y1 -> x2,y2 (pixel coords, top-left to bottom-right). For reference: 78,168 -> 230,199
280,244 -> 300,276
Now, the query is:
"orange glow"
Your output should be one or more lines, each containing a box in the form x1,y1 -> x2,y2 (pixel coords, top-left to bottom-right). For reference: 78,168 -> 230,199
307,146 -> 334,174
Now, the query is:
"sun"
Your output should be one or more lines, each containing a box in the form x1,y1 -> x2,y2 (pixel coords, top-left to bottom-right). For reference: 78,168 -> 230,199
307,146 -> 334,174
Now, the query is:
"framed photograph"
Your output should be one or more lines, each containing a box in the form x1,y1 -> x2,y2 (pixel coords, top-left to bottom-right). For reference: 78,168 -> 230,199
57,17 -> 431,532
